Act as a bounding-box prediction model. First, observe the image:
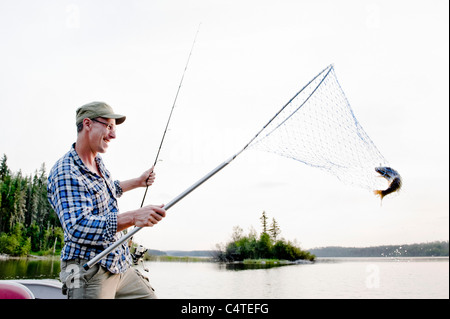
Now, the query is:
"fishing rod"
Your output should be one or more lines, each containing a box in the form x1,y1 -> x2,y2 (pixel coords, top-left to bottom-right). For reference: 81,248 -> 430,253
83,65 -> 334,271
140,23 -> 201,208
129,24 -> 200,265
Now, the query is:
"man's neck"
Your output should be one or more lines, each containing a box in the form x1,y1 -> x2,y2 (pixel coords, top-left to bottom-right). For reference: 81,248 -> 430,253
75,137 -> 100,175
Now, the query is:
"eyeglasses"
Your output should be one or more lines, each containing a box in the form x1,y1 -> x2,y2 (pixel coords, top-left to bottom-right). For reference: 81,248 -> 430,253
91,118 -> 116,132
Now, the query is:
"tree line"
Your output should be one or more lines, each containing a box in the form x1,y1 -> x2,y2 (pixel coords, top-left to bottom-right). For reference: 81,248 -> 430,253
0,154 -> 63,256
214,211 -> 315,262
308,241 -> 449,257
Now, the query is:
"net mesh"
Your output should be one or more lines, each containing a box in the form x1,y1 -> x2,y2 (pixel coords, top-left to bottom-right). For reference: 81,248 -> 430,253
249,65 -> 389,191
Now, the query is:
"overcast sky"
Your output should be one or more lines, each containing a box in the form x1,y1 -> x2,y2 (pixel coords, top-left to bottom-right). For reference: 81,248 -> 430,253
0,0 -> 448,251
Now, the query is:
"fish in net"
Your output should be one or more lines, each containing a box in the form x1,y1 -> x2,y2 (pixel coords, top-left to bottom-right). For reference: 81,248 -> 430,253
249,64 -> 402,198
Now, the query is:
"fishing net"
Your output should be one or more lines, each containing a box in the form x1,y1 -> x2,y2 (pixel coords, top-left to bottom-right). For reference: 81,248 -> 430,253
85,65 -> 399,270
249,65 -> 390,192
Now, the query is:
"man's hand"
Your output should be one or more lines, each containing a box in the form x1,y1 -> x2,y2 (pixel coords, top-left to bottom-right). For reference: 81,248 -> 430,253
138,166 -> 156,187
118,166 -> 156,193
117,204 -> 166,232
133,204 -> 166,227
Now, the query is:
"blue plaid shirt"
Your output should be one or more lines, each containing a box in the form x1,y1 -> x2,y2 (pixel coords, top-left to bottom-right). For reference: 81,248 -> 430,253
47,144 -> 132,273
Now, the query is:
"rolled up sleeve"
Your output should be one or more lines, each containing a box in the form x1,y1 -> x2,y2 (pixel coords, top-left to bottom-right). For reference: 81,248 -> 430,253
114,180 -> 123,198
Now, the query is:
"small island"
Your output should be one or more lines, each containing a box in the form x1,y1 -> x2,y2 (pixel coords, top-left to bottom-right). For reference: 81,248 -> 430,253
213,211 -> 315,264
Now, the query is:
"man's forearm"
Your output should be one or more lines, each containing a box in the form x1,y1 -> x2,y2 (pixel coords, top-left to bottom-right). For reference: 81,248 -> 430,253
117,211 -> 136,232
119,169 -> 154,193
118,178 -> 141,193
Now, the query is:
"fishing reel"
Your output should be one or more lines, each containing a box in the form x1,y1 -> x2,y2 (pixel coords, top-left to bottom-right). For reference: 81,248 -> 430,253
131,245 -> 149,272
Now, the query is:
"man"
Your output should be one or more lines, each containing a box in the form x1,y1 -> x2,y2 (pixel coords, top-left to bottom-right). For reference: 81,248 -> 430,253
47,101 -> 166,299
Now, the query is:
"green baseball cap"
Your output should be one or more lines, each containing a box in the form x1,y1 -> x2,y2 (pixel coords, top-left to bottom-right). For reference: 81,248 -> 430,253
76,101 -> 126,125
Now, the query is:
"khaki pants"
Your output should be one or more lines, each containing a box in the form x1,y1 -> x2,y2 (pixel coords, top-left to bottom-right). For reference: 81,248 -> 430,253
60,259 -> 157,299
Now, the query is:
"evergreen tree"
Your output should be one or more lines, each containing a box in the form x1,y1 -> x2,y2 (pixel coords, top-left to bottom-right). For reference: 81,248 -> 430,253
269,217 -> 281,241
0,154 -> 9,181
0,155 -> 63,256
260,211 -> 268,234
10,171 -> 27,230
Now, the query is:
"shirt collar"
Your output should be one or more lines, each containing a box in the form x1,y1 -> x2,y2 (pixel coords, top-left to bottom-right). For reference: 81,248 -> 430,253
70,143 -> 105,177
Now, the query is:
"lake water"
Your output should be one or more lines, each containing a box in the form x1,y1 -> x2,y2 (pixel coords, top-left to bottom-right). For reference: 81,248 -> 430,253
0,257 -> 448,299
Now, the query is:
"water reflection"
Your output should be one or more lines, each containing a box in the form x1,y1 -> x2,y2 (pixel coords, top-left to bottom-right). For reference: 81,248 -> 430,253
0,257 -> 60,280
218,262 -> 293,271
1,257 -> 448,298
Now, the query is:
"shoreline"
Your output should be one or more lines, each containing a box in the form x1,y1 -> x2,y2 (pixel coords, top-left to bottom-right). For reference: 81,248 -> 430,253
0,254 -> 60,261
2,254 -> 448,263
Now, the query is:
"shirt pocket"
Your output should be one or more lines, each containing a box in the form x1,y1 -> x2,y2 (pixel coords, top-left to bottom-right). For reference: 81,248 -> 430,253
89,180 -> 109,215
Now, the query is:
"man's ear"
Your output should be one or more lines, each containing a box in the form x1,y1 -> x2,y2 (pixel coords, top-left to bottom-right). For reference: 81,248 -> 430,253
83,118 -> 92,131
